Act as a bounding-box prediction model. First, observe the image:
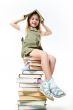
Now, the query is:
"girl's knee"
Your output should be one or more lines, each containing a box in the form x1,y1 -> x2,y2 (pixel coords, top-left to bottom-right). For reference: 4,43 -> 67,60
41,51 -> 48,57
53,56 -> 56,62
50,55 -> 56,63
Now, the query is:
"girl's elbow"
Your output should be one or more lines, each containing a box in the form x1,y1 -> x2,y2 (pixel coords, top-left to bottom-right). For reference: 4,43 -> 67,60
50,31 -> 52,35
10,22 -> 12,26
47,31 -> 52,35
10,22 -> 19,30
10,22 -> 14,27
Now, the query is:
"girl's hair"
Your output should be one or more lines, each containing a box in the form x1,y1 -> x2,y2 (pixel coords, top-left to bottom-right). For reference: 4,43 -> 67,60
26,12 -> 41,31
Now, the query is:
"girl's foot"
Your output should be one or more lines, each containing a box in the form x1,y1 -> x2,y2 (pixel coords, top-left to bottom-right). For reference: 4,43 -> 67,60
48,78 -> 66,98
22,64 -> 30,72
40,80 -> 54,101
50,86 -> 66,98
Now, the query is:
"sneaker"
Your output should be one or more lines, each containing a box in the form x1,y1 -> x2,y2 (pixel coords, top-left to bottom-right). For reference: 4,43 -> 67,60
48,78 -> 66,98
40,80 -> 54,101
22,64 -> 30,72
50,86 -> 66,98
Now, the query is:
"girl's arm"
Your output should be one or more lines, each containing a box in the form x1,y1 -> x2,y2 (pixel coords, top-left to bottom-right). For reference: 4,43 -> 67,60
40,22 -> 52,36
10,17 -> 24,30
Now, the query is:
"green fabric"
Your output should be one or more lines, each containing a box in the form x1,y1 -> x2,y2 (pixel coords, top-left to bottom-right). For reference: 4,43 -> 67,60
21,27 -> 43,58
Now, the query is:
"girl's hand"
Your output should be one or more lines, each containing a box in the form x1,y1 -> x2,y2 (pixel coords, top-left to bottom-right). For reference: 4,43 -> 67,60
40,20 -> 44,24
40,22 -> 52,36
23,15 -> 27,20
21,15 -> 26,20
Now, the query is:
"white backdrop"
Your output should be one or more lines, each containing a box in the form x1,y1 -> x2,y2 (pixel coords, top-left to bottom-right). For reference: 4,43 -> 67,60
0,0 -> 73,110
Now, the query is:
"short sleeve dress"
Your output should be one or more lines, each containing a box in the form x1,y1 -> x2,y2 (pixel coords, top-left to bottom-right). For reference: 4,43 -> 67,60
21,27 -> 43,58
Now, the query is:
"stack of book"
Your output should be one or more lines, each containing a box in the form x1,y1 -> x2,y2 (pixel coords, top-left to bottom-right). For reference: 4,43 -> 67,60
23,57 -> 42,70
17,57 -> 47,110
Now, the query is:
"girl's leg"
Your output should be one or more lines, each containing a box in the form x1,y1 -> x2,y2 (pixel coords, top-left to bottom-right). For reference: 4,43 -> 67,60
29,49 -> 52,80
47,56 -> 65,98
30,49 -> 65,98
29,49 -> 54,100
48,55 -> 56,74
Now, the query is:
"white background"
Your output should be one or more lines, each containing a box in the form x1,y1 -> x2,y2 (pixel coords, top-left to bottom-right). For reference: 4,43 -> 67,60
0,0 -> 73,110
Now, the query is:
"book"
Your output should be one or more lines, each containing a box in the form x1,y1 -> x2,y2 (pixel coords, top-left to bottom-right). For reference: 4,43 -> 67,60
29,62 -> 41,67
19,83 -> 41,88
18,105 -> 46,110
18,100 -> 46,106
22,70 -> 44,75
23,57 -> 41,61
19,95 -> 46,101
18,91 -> 44,96
18,87 -> 40,92
17,78 -> 42,83
29,66 -> 42,70
19,74 -> 42,78
23,57 -> 41,68
28,60 -> 41,63
23,9 -> 44,22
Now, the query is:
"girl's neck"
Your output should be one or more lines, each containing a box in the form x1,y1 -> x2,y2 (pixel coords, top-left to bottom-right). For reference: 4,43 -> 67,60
30,26 -> 37,29
28,27 -> 39,32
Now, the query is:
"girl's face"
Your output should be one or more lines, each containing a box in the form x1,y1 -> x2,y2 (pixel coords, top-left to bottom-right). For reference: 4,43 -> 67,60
29,14 -> 40,28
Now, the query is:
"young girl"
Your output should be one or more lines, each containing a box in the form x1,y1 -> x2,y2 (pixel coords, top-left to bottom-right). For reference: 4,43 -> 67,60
10,10 -> 65,100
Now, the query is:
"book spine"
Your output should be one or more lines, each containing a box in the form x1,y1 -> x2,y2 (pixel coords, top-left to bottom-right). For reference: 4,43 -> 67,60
19,74 -> 42,78
17,78 -> 42,83
19,83 -> 40,88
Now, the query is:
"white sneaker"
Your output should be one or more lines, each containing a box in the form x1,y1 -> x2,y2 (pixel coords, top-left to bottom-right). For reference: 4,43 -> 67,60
48,78 -> 66,98
40,80 -> 54,101
22,65 -> 30,72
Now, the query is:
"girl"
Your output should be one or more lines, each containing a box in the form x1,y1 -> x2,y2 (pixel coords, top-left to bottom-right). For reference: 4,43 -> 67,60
10,10 -> 65,101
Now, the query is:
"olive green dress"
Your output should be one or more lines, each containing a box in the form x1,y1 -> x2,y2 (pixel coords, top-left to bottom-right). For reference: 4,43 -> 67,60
21,27 -> 43,58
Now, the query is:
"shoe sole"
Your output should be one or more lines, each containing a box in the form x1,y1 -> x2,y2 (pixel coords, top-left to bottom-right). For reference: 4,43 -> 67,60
40,90 -> 54,101
53,92 -> 66,98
